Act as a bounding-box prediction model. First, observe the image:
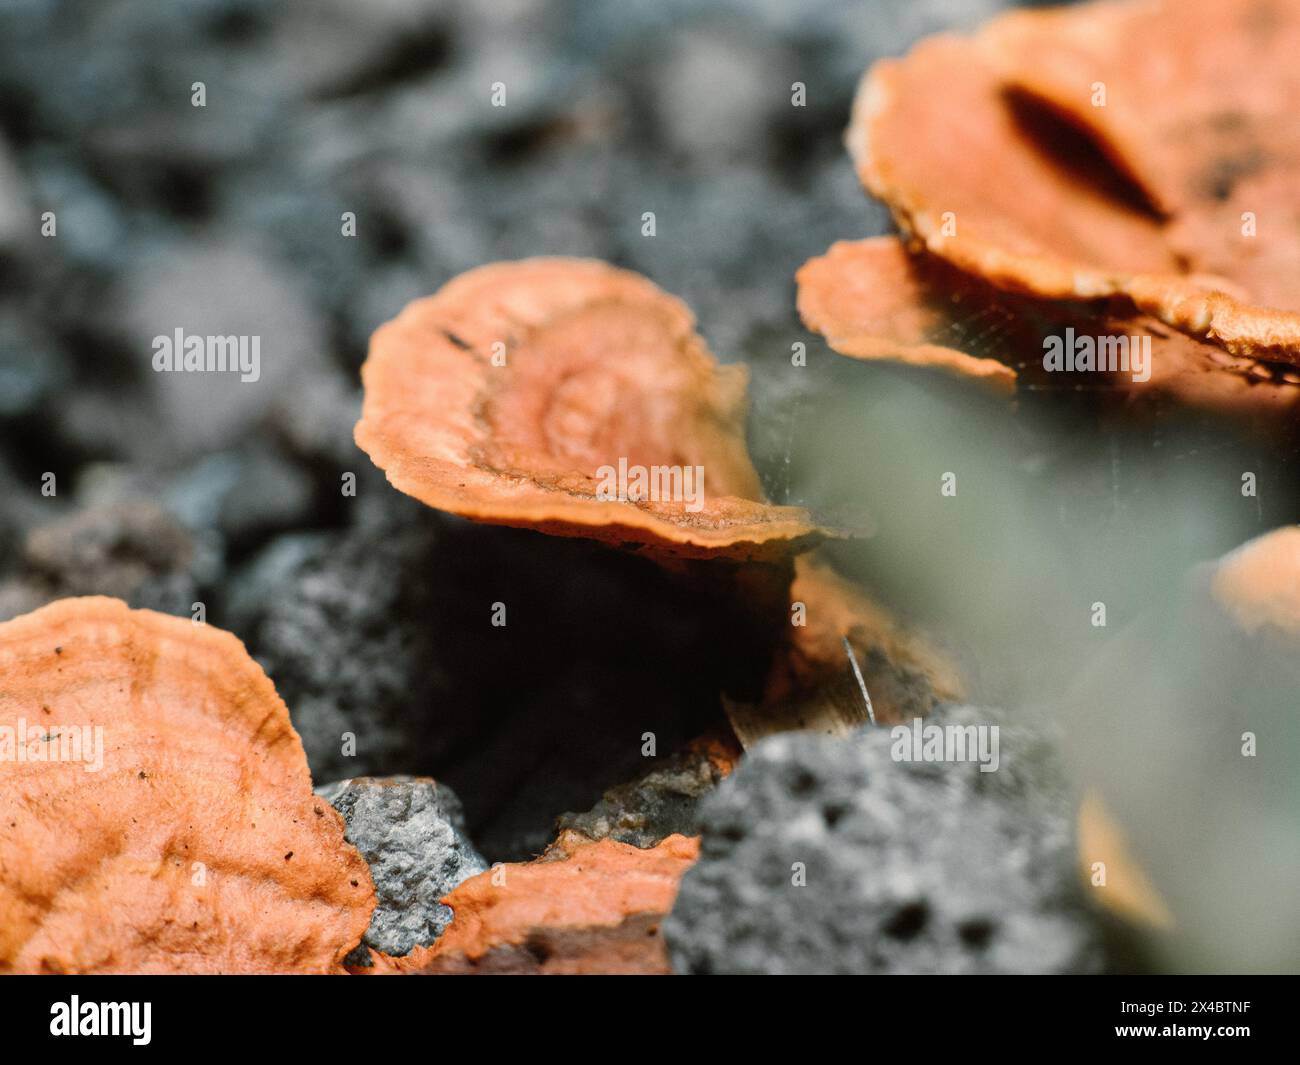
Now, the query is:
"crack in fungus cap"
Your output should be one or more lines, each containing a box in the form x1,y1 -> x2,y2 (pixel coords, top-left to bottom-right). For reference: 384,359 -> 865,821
849,0 -> 1300,362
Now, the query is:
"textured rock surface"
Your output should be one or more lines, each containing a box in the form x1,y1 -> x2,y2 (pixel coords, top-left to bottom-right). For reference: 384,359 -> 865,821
0,501 -> 204,622
666,706 -> 1101,974
556,730 -> 741,848
317,776 -> 487,966
236,492 -> 739,861
121,238 -> 331,457
238,503 -> 448,784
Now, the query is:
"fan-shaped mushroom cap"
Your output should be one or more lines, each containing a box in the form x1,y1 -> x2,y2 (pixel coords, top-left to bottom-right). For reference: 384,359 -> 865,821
851,1 -> 1300,360
0,598 -> 375,974
798,238 -> 1300,418
798,238 -> 1021,391
356,258 -> 820,559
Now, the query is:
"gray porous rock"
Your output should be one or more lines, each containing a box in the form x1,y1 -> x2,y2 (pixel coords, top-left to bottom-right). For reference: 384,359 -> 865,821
665,706 -> 1102,974
317,775 -> 488,966
240,503 -> 448,782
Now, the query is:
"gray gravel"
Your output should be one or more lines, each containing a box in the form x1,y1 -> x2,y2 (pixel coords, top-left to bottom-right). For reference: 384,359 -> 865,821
318,775 -> 488,965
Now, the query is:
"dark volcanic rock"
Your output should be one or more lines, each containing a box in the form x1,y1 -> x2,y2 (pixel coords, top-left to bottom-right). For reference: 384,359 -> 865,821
0,501 -> 202,621
665,706 -> 1102,974
0,304 -> 68,420
239,506 -> 448,782
119,237 -> 331,458
317,775 -> 487,966
159,446 -> 312,539
556,730 -> 741,848
237,495 -> 741,863
0,459 -> 47,567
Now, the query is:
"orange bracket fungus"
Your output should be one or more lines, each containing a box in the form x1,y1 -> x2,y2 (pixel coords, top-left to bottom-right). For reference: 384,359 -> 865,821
849,0 -> 1300,361
0,597 -> 375,974
357,257 -> 963,742
357,831 -> 698,975
798,238 -> 1020,393
355,257 -> 820,560
356,257 -> 967,745
798,237 -> 1300,420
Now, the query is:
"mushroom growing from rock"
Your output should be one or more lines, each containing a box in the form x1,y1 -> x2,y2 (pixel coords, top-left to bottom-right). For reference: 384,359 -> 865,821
1209,523 -> 1300,638
731,553 -> 965,746
1077,793 -> 1173,931
356,258 -> 964,741
0,597 -> 375,974
849,0 -> 1300,362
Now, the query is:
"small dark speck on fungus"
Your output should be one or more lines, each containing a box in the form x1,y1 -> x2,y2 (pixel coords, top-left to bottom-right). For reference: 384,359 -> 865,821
0,596 -> 376,974
354,258 -> 822,561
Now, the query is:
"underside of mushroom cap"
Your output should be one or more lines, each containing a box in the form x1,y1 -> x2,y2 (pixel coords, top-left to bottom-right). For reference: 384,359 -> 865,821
798,237 -> 1300,420
355,258 -> 821,560
798,237 -> 1022,391
725,552 -> 966,747
850,0 -> 1300,361
0,597 -> 375,974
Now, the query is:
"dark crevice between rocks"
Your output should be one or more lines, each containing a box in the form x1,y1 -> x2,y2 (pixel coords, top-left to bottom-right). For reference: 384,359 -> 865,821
313,24 -> 454,101
238,503 -> 782,863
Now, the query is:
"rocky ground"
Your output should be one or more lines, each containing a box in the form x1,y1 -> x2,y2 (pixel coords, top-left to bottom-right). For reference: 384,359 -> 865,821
1,1 -> 1292,974
0,0 -> 1025,857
